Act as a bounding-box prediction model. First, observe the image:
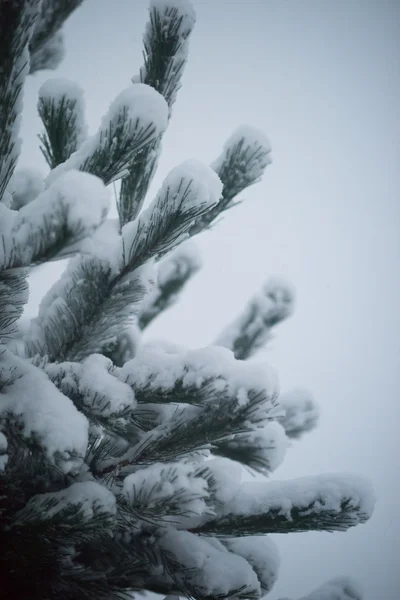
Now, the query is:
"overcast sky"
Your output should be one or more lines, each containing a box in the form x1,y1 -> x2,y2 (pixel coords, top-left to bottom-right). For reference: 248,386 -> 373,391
21,1 -> 399,598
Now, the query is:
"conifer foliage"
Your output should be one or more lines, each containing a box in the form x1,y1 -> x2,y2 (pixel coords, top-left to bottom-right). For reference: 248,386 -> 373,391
0,1 -> 374,599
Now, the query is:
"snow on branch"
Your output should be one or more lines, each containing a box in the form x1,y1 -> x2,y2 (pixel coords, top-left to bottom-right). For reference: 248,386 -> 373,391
212,421 -> 287,475
12,481 -> 117,539
190,125 -> 272,235
97,346 -> 278,473
159,530 -> 261,600
278,389 -> 320,439
119,0 -> 196,226
223,536 -> 280,596
25,253 -> 154,362
26,160 -> 219,361
8,167 -> 45,209
0,348 -> 88,474
13,170 -> 110,264
117,343 -> 278,410
121,160 -> 222,268
136,0 -> 196,109
29,0 -> 84,73
38,78 -> 87,169
216,276 -> 295,360
138,240 -> 202,329
47,84 -> 169,186
121,462 -> 212,530
0,0 -> 40,203
192,474 -> 375,537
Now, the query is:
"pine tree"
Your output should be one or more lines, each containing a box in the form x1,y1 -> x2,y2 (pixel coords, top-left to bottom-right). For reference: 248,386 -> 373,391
0,2 -> 375,599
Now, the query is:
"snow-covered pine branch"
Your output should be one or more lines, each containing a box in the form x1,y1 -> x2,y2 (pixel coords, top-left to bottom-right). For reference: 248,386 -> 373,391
190,125 -> 272,236
96,345 -> 279,473
278,577 -> 363,600
191,474 -> 375,536
38,79 -> 87,169
119,0 -> 196,226
216,276 -> 295,360
223,536 -> 280,596
13,170 -> 110,264
278,388 -> 320,439
47,84 -> 169,187
212,421 -> 288,474
158,530 -> 262,600
138,240 -> 202,329
8,167 -> 45,209
28,0 -> 84,73
0,348 -> 88,474
0,0 -> 40,203
25,161 -> 221,361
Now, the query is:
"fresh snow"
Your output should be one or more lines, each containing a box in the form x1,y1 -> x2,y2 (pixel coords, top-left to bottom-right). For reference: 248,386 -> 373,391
78,354 -> 136,416
122,462 -> 210,528
218,473 -> 376,521
212,124 -> 272,177
9,168 -> 45,209
0,349 -> 88,473
15,170 -> 110,262
121,159 -> 222,263
14,481 -> 117,523
118,343 -> 278,408
38,78 -> 87,146
224,535 -> 280,594
160,529 -> 261,597
47,84 -> 168,185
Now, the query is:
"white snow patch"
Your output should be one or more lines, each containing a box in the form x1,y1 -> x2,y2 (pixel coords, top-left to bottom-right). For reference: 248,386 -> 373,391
0,349 -> 88,473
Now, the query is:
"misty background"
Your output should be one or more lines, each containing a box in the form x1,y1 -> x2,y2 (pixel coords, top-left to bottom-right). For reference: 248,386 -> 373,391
19,1 -> 399,598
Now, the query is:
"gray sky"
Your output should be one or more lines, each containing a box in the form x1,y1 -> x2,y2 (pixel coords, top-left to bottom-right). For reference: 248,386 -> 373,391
22,1 -> 400,598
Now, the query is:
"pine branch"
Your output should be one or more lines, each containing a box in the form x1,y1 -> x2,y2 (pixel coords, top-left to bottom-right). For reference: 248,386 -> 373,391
9,167 -> 44,209
191,474 -> 375,537
26,161 -> 221,361
25,253 -> 153,362
118,0 -> 196,226
46,84 -> 169,187
28,0 -> 84,73
13,170 -> 110,265
120,462 -> 212,530
29,30 -> 65,74
38,79 -> 87,169
189,126 -> 272,236
0,0 -> 40,203
212,422 -> 287,475
278,389 -> 320,439
159,530 -> 261,600
0,347 -> 88,474
138,240 -> 201,330
215,277 -> 295,360
223,536 -> 280,596
101,327 -> 140,367
98,384 -> 276,474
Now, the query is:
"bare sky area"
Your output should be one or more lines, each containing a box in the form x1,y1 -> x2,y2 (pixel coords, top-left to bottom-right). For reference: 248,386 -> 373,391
21,1 -> 399,598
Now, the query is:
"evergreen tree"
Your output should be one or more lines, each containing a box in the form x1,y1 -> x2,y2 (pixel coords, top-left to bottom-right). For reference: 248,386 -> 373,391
0,1 -> 375,599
